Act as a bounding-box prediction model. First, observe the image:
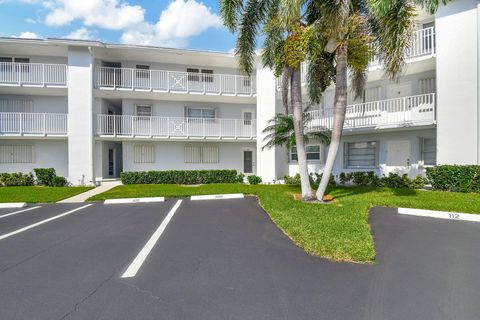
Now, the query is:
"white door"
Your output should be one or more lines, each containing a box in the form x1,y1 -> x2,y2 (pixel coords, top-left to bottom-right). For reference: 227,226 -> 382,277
386,140 -> 411,167
242,149 -> 255,174
241,111 -> 254,137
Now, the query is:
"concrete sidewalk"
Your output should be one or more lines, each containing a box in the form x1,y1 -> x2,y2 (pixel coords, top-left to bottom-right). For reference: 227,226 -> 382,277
58,180 -> 122,203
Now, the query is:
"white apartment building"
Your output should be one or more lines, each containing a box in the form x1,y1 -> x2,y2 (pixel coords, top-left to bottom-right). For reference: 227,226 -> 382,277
0,0 -> 479,185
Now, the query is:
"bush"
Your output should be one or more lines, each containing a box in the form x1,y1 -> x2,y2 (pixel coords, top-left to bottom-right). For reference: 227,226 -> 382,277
426,165 -> 480,193
0,172 -> 34,186
51,176 -> 68,187
236,173 -> 246,183
284,173 -> 335,186
247,175 -> 262,185
120,170 -> 242,185
34,168 -> 57,186
338,171 -> 428,189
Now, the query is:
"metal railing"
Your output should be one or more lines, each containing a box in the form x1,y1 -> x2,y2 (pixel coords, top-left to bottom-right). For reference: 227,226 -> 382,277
96,67 -> 256,96
277,27 -> 436,89
0,112 -> 68,136
0,63 -> 67,87
305,93 -> 436,130
96,114 -> 257,139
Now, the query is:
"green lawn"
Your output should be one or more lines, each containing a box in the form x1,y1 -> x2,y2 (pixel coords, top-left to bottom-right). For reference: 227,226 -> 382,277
88,184 -> 480,263
0,186 -> 92,203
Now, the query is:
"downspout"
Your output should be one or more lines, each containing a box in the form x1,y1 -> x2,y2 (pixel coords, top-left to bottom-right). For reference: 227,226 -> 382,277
477,1 -> 480,164
88,45 -> 96,185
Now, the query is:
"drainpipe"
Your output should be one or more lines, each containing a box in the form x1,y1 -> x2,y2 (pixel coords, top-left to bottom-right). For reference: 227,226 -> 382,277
477,1 -> 480,164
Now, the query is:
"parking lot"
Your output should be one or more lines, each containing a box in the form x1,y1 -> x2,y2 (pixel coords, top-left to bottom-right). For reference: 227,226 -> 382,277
0,197 -> 479,319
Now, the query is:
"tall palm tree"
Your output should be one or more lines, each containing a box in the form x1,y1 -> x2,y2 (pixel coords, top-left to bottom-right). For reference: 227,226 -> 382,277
305,0 -> 449,201
220,0 -> 330,200
262,113 -> 330,151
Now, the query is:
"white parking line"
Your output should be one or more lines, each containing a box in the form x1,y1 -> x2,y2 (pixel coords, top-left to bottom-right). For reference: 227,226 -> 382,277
0,204 -> 93,241
0,206 -> 41,219
121,200 -> 183,279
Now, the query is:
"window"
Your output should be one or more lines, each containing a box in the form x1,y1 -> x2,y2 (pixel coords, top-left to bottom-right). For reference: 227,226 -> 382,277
0,57 -> 30,72
421,138 -> 436,166
344,141 -> 378,168
185,145 -> 219,163
136,64 -> 150,78
186,107 -> 215,119
134,145 -> 154,163
419,78 -> 436,94
187,68 -> 214,82
135,105 -> 152,117
201,69 -> 214,83
0,145 -> 34,163
0,99 -> 33,113
290,145 -> 321,162
243,111 -> 253,125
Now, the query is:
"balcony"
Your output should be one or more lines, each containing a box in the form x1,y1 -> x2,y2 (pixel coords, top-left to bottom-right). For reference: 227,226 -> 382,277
0,113 -> 68,137
95,67 -> 256,97
0,63 -> 68,87
306,93 -> 436,131
96,114 -> 256,140
370,27 -> 435,67
277,27 -> 436,90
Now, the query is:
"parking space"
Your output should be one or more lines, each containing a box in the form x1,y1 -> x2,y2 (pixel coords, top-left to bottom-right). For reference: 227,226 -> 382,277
0,198 -> 479,319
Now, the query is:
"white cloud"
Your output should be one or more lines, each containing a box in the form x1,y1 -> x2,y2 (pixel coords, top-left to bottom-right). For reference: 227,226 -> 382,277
65,27 -> 95,40
43,0 -> 145,30
12,31 -> 41,39
26,18 -> 37,24
120,0 -> 221,47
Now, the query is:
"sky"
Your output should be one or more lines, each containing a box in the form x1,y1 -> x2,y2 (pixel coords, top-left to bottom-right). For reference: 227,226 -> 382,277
0,0 -> 238,52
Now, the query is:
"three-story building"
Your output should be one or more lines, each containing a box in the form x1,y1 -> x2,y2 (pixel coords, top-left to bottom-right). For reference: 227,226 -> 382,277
1,0 -> 479,185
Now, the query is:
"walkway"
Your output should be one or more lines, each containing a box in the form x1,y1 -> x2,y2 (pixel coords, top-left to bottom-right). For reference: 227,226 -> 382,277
58,180 -> 122,203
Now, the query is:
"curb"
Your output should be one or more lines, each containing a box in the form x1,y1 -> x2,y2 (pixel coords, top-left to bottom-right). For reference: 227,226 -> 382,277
0,203 -> 27,209
191,193 -> 244,201
104,197 -> 165,204
398,207 -> 480,223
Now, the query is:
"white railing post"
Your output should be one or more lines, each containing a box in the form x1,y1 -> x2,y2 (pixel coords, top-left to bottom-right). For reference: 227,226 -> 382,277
234,76 -> 237,96
19,113 -> 23,135
150,116 -> 152,137
42,64 -> 45,87
234,120 -> 237,139
149,69 -> 152,91
113,69 -> 116,89
43,113 -> 46,136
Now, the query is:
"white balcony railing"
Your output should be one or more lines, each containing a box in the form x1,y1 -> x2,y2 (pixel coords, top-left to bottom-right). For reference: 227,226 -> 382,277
97,115 -> 257,140
0,63 -> 68,87
277,27 -> 436,90
95,67 -> 256,96
306,93 -> 436,131
0,113 -> 68,136
370,27 -> 435,67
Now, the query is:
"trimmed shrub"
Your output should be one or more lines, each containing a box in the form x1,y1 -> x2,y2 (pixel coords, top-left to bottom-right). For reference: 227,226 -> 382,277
34,168 -> 57,186
120,170 -> 242,185
51,176 -> 68,187
236,173 -> 246,183
338,171 -> 428,189
247,175 -> 262,185
426,165 -> 480,193
0,172 -> 34,186
284,173 -> 335,186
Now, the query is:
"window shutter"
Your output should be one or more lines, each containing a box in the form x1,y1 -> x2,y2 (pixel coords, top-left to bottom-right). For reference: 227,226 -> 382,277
134,145 -> 154,163
0,145 -> 34,163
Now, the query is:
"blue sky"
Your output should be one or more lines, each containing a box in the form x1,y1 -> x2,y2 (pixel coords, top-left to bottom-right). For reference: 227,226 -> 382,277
0,0 -> 238,52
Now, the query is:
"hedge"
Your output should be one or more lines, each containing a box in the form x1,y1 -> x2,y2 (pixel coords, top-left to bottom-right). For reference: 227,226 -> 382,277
338,171 -> 428,189
121,170 -> 244,185
426,165 -> 480,193
0,172 -> 34,186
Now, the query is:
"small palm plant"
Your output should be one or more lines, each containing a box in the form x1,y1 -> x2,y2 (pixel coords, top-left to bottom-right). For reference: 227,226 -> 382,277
262,113 -> 330,151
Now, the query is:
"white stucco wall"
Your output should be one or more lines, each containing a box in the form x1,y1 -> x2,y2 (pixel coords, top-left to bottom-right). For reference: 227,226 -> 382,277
436,0 -> 480,164
0,139 -> 68,176
122,141 -> 256,174
0,95 -> 67,113
287,128 -> 436,178
67,47 -> 95,185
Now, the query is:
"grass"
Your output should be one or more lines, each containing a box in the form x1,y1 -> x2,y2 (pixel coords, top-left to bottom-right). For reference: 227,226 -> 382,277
88,184 -> 480,263
0,186 -> 93,203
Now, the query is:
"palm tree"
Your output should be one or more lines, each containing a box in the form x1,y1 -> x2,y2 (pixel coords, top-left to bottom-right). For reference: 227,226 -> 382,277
306,0 -> 449,201
262,113 -> 330,151
220,0 -> 329,200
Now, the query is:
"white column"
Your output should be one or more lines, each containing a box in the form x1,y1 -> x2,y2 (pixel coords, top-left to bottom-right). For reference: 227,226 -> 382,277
436,0 -> 480,164
67,47 -> 95,185
256,64 -> 278,182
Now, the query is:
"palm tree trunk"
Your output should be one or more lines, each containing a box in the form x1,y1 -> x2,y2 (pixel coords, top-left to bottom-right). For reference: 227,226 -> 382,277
316,44 -> 348,201
291,67 -> 314,200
